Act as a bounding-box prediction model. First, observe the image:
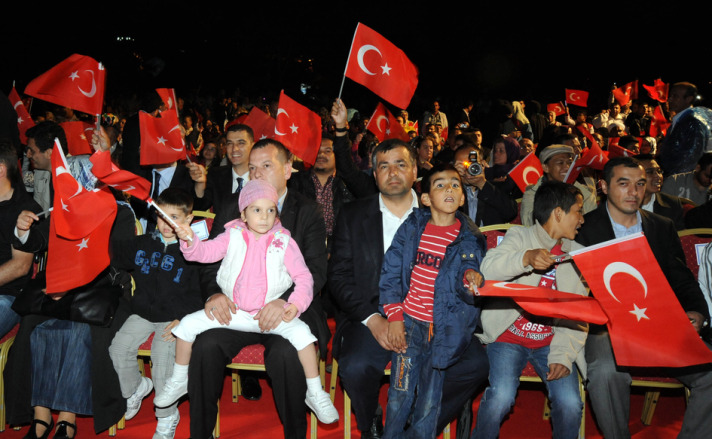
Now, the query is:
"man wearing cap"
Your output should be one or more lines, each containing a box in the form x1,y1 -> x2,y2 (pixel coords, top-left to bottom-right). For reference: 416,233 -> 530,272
520,144 -> 598,226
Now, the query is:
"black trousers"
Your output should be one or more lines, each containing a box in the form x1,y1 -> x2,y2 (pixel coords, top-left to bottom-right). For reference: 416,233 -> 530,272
188,328 -> 308,439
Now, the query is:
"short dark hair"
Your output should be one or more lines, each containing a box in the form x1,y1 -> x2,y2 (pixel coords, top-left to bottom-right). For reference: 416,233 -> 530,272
602,156 -> 642,186
698,152 -> 712,169
0,139 -> 20,187
421,163 -> 461,194
619,135 -> 640,150
672,82 -> 698,98
226,123 -> 254,142
371,138 -> 416,169
155,187 -> 194,215
252,138 -> 292,163
25,121 -> 67,154
533,181 -> 583,225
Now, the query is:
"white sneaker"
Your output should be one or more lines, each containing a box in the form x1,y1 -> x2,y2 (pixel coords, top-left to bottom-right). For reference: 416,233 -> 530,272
125,376 -> 153,420
305,389 -> 339,424
154,377 -> 188,408
153,409 -> 180,439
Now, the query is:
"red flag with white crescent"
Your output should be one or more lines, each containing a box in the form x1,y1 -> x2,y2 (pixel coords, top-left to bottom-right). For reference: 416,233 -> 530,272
242,106 -> 276,141
139,109 -> 187,166
274,90 -> 322,166
90,150 -> 152,200
547,102 -> 566,116
570,233 -> 712,367
565,89 -> 589,107
8,86 -> 35,144
156,88 -> 177,110
24,53 -> 106,116
508,152 -> 543,193
60,121 -> 94,156
643,78 -> 669,103
365,102 -> 409,142
344,23 -> 419,109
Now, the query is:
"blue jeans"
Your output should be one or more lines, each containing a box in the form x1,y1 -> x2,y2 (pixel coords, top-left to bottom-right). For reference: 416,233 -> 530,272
31,319 -> 93,415
471,342 -> 582,439
383,315 -> 445,439
0,295 -> 20,338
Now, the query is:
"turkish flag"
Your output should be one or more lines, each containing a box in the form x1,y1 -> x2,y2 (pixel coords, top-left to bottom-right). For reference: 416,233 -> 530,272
649,105 -> 670,137
477,281 -> 608,325
607,142 -> 635,159
565,89 -> 589,107
366,102 -> 409,142
612,81 -> 637,107
275,90 -> 322,166
508,152 -> 543,193
156,88 -> 177,110
60,121 -> 94,156
344,23 -> 419,109
8,86 -> 35,144
46,202 -> 116,294
570,233 -> 712,367
243,106 -> 276,141
574,125 -> 609,172
643,78 -> 669,103
51,139 -> 117,241
24,53 -> 106,116
90,150 -> 152,200
139,109 -> 187,166
547,102 -> 566,116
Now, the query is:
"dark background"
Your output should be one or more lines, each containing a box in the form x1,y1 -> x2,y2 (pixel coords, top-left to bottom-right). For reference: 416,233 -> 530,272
2,1 -> 709,118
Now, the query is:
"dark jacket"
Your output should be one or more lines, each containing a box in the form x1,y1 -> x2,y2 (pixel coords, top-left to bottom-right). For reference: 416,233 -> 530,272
192,164 -> 240,216
659,107 -> 712,176
651,191 -> 686,231
110,233 -> 208,322
0,186 -> 41,297
333,134 -> 378,198
460,178 -> 520,226
379,209 -> 485,368
576,204 -> 709,321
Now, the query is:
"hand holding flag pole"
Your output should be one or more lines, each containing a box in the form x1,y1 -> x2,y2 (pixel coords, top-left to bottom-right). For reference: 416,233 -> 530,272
148,199 -> 192,242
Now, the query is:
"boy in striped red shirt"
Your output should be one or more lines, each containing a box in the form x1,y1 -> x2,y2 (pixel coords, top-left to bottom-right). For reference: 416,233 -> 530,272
380,163 -> 486,438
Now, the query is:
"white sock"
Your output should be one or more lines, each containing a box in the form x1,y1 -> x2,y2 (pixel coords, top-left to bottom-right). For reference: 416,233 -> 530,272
306,377 -> 322,395
172,363 -> 189,381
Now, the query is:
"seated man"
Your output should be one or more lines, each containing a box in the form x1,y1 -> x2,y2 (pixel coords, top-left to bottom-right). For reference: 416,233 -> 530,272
471,181 -> 588,439
662,152 -> 712,207
636,154 -> 687,230
520,144 -> 597,226
577,156 -> 712,439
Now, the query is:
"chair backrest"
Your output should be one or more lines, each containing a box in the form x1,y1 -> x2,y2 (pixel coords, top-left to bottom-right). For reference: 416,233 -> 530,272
192,210 -> 216,237
677,228 -> 712,280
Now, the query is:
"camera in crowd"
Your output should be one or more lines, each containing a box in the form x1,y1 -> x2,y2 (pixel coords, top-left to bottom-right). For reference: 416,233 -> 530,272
464,151 -> 483,176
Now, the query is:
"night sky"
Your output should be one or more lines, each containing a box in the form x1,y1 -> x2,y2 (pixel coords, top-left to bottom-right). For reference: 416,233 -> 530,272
3,1 -> 709,118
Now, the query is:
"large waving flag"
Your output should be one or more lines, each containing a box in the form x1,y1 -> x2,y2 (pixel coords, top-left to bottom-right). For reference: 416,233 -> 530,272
547,102 -> 566,116
275,90 -> 322,166
508,152 -> 543,192
156,88 -> 177,110
612,80 -> 638,107
243,106 -> 276,141
565,89 -> 589,107
570,233 -> 712,367
60,121 -> 94,156
8,86 -> 35,144
24,54 -> 106,116
90,150 -> 152,200
365,102 -> 409,142
344,23 -> 418,109
139,109 -> 187,165
643,78 -> 669,103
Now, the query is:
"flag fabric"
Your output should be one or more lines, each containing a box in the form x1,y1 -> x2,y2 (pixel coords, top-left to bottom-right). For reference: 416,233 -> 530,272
139,109 -> 187,165
508,152 -> 543,192
575,125 -> 609,172
565,89 -> 589,107
90,150 -> 152,200
344,23 -> 418,109
46,203 -> 116,294
477,281 -> 608,325
405,119 -> 419,134
242,106 -> 276,141
8,86 -> 35,144
275,90 -> 322,166
50,139 -> 117,240
60,121 -> 94,156
612,81 -> 638,106
24,53 -> 106,116
649,105 -> 670,137
607,142 -> 635,159
643,78 -> 669,103
570,233 -> 712,367
156,88 -> 177,110
547,102 -> 566,116
365,102 -> 409,142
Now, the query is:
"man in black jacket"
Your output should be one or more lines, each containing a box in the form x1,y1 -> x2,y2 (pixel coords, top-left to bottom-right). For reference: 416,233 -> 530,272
576,156 -> 712,439
636,154 -> 687,230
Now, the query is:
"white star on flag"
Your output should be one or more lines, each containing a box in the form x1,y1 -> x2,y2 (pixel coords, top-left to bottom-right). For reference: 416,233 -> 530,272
61,199 -> 69,212
629,303 -> 650,322
76,237 -> 89,251
157,136 -> 167,145
541,280 -> 548,287
17,116 -> 23,124
69,71 -> 79,81
381,63 -> 392,75
386,128 -> 391,135
290,123 -> 299,134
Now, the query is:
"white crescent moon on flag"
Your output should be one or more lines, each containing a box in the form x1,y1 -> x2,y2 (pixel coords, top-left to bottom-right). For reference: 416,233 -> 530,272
376,115 -> 388,132
13,101 -> 21,110
523,166 -> 540,185
167,125 -> 185,152
78,70 -> 97,98
585,155 -> 597,166
492,282 -> 534,291
602,262 -> 648,303
357,45 -> 382,76
569,92 -> 578,102
275,108 -> 289,136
